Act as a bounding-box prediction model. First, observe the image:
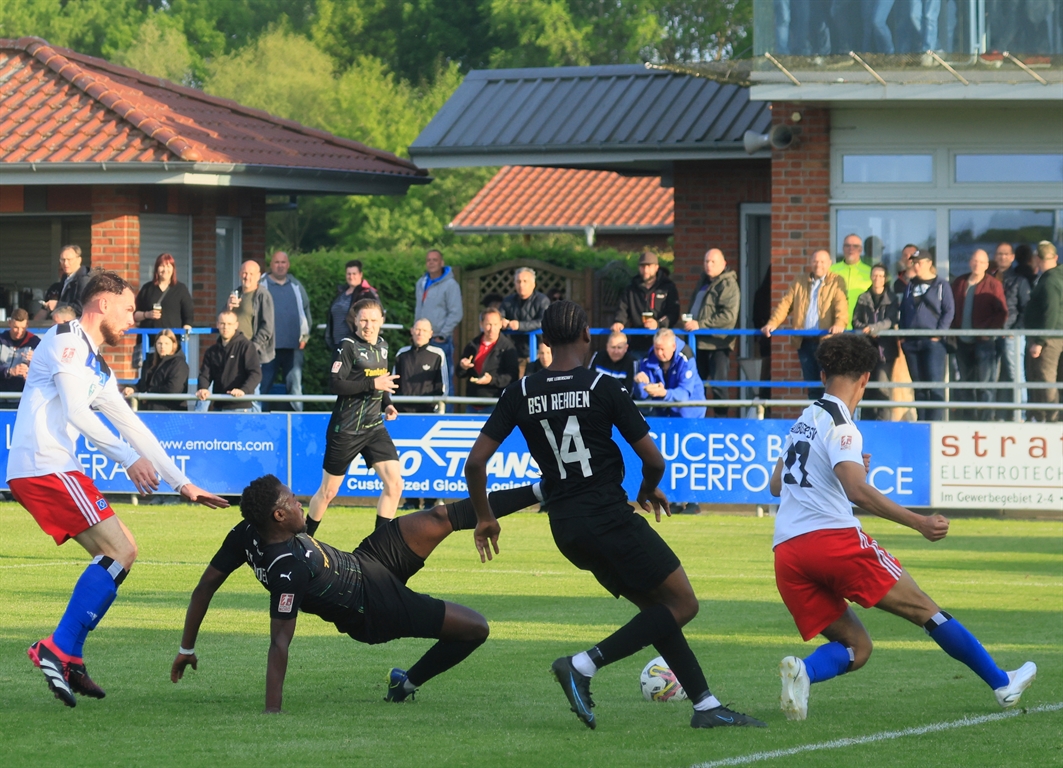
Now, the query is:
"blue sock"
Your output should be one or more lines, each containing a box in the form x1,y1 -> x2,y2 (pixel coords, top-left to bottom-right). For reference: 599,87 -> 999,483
925,612 -> 1008,690
51,557 -> 124,658
803,641 -> 854,684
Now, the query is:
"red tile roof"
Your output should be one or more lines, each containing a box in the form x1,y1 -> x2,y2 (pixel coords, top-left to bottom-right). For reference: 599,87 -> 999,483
0,37 -> 425,178
450,165 -> 673,233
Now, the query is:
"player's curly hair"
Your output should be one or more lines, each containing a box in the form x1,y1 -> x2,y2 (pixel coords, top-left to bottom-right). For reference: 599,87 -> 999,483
240,474 -> 285,529
816,334 -> 879,381
541,300 -> 588,347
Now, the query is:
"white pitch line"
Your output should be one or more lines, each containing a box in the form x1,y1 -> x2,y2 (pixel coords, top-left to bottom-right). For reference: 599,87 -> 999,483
692,702 -> 1063,768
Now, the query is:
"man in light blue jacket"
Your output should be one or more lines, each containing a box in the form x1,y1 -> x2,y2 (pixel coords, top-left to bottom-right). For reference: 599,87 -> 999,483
633,329 -> 703,419
415,249 -> 463,395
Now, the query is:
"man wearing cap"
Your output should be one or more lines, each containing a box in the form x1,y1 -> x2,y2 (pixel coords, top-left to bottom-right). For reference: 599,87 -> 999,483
612,251 -> 680,354
899,249 -> 954,421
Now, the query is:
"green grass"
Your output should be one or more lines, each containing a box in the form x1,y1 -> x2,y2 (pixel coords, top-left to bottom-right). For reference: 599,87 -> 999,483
1,502 -> 1060,768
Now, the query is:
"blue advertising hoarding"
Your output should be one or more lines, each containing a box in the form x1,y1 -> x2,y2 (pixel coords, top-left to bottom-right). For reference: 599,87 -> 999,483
1,411 -> 930,505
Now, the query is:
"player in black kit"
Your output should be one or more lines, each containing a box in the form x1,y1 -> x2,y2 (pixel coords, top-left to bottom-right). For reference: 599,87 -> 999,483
170,475 -> 540,712
309,298 -> 403,534
465,301 -> 765,731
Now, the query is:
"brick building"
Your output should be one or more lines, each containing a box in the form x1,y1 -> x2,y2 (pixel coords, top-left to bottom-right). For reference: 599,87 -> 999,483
0,37 -> 428,376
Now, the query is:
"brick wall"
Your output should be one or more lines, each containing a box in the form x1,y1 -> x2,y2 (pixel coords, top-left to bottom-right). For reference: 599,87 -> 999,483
672,159 -> 771,301
91,185 -> 141,377
190,191 -> 218,327
769,103 -> 831,407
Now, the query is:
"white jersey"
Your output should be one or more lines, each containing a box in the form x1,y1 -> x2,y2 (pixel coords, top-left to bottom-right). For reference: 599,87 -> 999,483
6,320 -> 190,491
773,394 -> 865,548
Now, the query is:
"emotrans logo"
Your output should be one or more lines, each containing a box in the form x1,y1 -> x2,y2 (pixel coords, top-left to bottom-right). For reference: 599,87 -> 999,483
339,417 -> 541,495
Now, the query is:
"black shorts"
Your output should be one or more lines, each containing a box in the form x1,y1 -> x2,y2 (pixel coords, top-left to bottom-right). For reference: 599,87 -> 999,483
322,425 -> 399,476
549,505 -> 681,598
347,519 -> 446,645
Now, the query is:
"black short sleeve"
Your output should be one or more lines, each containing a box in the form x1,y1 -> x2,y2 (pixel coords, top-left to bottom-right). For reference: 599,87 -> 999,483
602,375 -> 650,445
266,556 -> 310,620
209,525 -> 249,575
481,382 -> 520,444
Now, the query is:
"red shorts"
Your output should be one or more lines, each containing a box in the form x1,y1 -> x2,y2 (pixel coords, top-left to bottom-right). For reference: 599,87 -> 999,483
774,527 -> 903,641
9,472 -> 115,545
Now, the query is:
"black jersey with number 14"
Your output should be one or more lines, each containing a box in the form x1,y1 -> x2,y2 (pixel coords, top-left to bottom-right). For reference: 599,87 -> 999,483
481,367 -> 650,518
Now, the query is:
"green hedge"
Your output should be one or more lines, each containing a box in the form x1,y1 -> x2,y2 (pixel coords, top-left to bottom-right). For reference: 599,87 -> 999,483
287,243 -> 649,403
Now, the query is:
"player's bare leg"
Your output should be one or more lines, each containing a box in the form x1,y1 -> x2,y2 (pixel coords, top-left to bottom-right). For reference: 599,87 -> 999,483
875,569 -> 1035,707
73,515 -> 138,570
307,470 -> 345,535
372,459 -> 403,524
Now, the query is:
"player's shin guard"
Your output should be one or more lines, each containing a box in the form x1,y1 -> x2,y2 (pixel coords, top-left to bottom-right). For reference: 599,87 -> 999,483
52,556 -> 127,658
405,636 -> 487,687
653,628 -> 715,708
594,603 -> 677,667
925,611 -> 1008,689
445,484 -> 542,530
802,641 -> 854,684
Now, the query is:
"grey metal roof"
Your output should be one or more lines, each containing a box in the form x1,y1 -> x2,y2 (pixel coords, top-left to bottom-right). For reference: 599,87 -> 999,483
409,64 -> 772,171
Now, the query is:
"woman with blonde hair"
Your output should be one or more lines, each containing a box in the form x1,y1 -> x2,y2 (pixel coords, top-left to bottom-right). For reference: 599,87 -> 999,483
123,329 -> 190,411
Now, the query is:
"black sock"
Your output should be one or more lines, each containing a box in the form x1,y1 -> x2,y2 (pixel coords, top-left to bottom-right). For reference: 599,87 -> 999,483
375,515 -> 390,530
406,637 -> 486,687
305,518 -> 320,537
595,603 -> 677,667
445,484 -> 541,531
653,627 -> 711,704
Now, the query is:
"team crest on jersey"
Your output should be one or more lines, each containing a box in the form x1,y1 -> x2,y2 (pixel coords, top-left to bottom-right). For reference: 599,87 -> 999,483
381,349 -> 387,359
331,361 -> 342,373
841,435 -> 852,450
422,364 -> 430,371
61,347 -> 75,363
278,593 -> 294,613
95,498 -> 108,511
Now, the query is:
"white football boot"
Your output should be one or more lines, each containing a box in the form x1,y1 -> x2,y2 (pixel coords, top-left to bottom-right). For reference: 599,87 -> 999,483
779,656 -> 810,721
994,662 -> 1037,708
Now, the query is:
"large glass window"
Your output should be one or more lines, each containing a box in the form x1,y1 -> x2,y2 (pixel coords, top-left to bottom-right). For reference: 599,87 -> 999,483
948,209 -> 1058,277
955,154 -> 1063,184
843,155 -> 934,184
836,209 -> 936,280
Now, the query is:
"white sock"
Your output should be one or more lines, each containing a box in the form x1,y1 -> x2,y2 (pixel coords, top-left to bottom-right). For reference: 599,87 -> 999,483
571,651 -> 597,678
692,694 -> 722,711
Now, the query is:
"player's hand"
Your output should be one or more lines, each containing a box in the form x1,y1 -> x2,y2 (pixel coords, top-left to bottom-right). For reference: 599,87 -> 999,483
474,517 -> 500,563
127,457 -> 160,495
374,373 -> 400,393
919,513 -> 949,542
638,484 -> 669,522
384,404 -> 398,420
862,453 -> 871,475
170,652 -> 197,683
180,483 -> 230,509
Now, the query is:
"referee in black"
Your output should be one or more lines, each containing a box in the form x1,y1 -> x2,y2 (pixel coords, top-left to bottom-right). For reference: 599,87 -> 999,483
309,298 -> 403,534
465,301 -> 765,731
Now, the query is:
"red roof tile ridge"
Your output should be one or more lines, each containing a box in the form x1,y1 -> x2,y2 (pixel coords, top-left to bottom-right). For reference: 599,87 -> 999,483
3,36 -> 424,175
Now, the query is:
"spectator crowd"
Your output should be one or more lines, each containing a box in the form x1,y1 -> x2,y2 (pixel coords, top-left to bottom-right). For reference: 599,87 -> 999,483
2,239 -> 1059,426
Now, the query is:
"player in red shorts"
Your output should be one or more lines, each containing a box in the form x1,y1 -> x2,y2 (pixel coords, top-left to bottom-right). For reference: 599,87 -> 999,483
768,333 -> 1036,720
6,270 -> 227,707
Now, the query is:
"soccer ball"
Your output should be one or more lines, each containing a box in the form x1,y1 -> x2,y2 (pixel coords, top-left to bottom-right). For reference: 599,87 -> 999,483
639,656 -> 687,702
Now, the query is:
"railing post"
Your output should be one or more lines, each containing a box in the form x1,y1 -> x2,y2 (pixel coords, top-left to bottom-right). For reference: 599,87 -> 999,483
1012,332 -> 1022,423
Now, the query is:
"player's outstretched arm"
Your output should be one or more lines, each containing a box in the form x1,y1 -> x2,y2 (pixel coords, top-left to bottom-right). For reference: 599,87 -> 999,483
631,434 -> 668,522
265,616 -> 297,713
834,461 -> 949,541
770,457 -> 784,497
171,565 -> 230,683
465,434 -> 501,562
178,483 -> 230,509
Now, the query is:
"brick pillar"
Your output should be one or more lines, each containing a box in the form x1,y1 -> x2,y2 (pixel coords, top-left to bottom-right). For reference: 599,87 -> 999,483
191,191 -> 218,326
769,103 -> 830,408
91,186 -> 141,378
241,190 -> 267,262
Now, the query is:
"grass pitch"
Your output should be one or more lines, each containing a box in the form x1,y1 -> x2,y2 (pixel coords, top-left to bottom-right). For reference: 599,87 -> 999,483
1,501 -> 1060,768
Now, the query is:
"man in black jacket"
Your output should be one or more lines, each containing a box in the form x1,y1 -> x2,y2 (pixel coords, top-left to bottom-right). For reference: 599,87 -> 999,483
394,319 -> 447,415
458,308 -> 518,411
35,245 -> 92,321
852,264 -> 899,420
612,252 -> 680,353
195,311 -> 262,412
500,268 -> 551,369
587,331 -> 639,397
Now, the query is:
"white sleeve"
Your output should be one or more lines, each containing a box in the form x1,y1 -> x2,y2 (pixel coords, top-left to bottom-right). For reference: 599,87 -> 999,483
55,372 -> 141,470
90,379 -> 192,491
826,423 -> 864,468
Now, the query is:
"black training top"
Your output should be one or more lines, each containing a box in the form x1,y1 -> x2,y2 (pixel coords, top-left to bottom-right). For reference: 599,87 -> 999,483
481,367 -> 650,518
210,521 -> 364,632
328,333 -> 393,434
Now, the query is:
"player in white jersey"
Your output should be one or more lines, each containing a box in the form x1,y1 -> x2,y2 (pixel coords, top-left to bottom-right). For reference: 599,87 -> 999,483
767,333 -> 1035,721
6,270 -> 227,708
